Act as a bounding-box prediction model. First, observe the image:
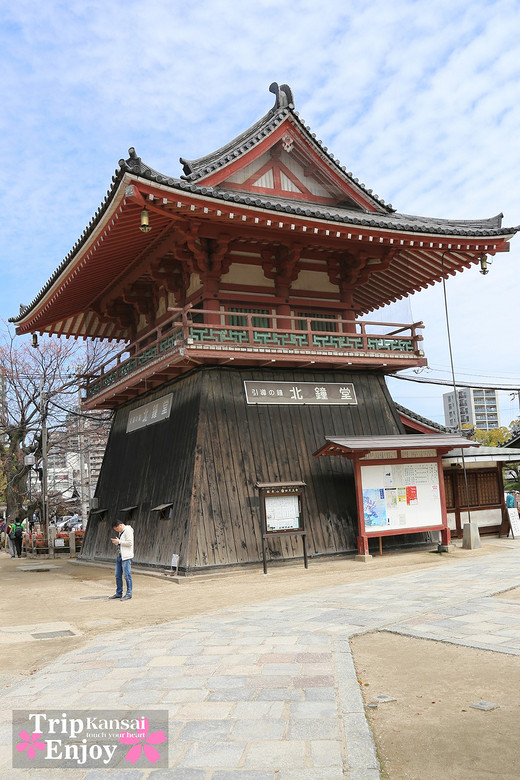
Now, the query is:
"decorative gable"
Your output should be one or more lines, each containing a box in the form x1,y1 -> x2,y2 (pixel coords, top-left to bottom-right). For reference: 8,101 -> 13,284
220,141 -> 363,209
180,82 -> 392,214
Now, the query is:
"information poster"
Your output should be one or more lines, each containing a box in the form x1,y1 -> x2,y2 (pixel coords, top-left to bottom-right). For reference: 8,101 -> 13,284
362,488 -> 387,527
265,494 -> 300,532
360,462 -> 442,534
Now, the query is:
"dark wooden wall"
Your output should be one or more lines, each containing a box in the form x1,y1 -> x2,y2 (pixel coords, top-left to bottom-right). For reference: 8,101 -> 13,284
81,371 -> 202,567
80,367 -> 407,571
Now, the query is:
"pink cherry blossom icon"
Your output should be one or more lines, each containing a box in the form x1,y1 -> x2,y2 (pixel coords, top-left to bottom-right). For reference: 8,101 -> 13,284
118,718 -> 166,765
16,731 -> 46,759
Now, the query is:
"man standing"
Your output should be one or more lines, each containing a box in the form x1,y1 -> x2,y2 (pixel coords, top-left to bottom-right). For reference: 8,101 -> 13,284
108,520 -> 134,601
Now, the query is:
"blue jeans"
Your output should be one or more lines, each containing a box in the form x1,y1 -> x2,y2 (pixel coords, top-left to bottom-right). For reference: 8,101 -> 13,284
115,556 -> 132,597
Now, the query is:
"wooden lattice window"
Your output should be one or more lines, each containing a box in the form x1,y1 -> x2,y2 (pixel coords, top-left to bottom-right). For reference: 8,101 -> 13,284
444,473 -> 455,509
297,311 -> 338,332
474,471 -> 500,505
228,307 -> 270,327
445,470 -> 500,509
460,473 -> 479,506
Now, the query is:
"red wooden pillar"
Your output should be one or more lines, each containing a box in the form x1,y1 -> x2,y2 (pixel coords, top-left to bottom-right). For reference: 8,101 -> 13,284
357,534 -> 370,555
202,276 -> 221,325
353,456 -> 370,555
339,284 -> 357,335
275,282 -> 292,329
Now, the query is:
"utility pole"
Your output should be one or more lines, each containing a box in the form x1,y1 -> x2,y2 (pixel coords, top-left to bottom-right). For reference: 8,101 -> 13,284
77,379 -> 89,521
40,383 -> 49,546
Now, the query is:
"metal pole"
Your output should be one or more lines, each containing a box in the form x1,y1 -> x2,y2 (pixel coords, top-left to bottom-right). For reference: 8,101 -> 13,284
440,251 -> 479,549
77,382 -> 89,521
40,385 -> 49,550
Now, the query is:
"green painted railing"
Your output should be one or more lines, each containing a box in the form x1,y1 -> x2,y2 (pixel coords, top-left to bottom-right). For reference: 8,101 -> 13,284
85,307 -> 423,399
189,327 -> 413,352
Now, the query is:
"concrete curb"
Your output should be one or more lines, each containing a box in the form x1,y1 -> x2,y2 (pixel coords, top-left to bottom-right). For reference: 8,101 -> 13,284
334,638 -> 380,779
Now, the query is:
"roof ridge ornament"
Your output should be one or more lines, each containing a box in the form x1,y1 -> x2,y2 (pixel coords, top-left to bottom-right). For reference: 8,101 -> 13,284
269,82 -> 294,110
119,147 -> 142,173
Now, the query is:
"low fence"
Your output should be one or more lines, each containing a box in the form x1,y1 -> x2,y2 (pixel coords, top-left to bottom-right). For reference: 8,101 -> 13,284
24,529 -> 84,557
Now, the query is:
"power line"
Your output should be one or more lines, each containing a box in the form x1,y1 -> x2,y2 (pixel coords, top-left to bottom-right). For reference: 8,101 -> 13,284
392,374 -> 520,391
48,399 -> 113,422
425,366 -> 520,381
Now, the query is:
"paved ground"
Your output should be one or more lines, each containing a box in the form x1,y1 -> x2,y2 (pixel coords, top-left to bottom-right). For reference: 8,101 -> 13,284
2,539 -> 520,778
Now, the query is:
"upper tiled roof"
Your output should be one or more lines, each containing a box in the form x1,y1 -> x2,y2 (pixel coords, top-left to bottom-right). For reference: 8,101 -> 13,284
178,82 -> 393,213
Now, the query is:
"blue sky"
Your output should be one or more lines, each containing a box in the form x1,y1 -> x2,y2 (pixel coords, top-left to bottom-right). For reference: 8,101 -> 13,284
2,0 -> 520,426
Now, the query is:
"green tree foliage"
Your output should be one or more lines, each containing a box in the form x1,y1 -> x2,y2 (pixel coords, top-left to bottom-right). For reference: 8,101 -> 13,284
469,427 -> 511,448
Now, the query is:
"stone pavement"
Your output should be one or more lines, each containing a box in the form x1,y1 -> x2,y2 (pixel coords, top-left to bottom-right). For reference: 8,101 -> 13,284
2,540 -> 520,778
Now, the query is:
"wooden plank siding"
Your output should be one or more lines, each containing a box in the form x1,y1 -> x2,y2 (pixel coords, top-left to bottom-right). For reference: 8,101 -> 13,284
80,372 -> 202,567
80,367 -> 423,573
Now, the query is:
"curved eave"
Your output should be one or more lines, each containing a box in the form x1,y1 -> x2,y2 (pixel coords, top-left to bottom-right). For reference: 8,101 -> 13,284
12,171 -> 519,337
112,164 -> 514,236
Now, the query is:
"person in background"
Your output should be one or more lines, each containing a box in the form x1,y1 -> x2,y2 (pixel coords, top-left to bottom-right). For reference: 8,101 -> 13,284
7,521 -> 16,558
108,520 -> 134,601
11,517 -> 25,558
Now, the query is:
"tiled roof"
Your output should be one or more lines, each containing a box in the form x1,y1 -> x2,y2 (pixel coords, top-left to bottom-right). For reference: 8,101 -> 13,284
10,84 -> 519,327
179,82 -> 392,212
444,446 -> 520,461
394,403 -> 448,433
118,152 -> 513,237
317,434 -> 473,452
504,435 -> 520,449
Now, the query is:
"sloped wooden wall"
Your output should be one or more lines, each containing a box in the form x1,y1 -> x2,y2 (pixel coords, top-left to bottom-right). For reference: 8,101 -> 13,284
80,367 -> 405,572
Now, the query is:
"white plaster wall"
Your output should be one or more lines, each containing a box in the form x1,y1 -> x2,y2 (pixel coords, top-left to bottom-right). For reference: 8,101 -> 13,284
221,264 -> 272,288
447,508 -> 501,530
291,269 -> 337,293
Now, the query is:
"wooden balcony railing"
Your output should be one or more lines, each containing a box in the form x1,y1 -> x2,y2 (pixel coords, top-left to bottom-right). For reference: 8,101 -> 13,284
84,306 -> 425,401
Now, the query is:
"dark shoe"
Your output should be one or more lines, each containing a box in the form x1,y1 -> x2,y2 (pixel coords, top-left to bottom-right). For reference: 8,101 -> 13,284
121,594 -> 132,601
108,594 -> 121,600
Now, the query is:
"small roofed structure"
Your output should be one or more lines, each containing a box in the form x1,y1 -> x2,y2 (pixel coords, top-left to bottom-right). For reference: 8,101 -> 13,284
315,434 -> 473,556
443,445 -> 520,538
314,433 -> 469,456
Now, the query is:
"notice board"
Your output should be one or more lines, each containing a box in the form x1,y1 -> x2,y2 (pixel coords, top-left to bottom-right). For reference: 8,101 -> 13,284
508,508 -> 520,538
265,494 -> 301,532
360,461 -> 442,534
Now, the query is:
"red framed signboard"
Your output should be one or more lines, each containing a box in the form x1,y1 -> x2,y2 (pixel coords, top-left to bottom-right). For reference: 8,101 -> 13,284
314,435 -> 474,556
355,452 -> 445,555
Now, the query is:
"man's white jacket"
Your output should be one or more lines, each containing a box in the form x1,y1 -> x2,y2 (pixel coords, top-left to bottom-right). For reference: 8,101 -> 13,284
118,525 -> 134,560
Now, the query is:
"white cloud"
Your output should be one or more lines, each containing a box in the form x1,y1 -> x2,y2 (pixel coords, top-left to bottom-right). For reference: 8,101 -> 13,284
1,0 -> 520,423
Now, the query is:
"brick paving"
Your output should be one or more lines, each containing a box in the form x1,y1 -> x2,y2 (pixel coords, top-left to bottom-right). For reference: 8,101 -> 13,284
1,541 -> 520,778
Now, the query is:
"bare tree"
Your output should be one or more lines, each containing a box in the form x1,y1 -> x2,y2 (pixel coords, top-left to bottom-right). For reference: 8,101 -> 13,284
0,322 -> 114,522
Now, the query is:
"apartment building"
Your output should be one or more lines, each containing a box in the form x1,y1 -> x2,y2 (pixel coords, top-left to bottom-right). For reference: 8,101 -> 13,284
443,388 -> 500,431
